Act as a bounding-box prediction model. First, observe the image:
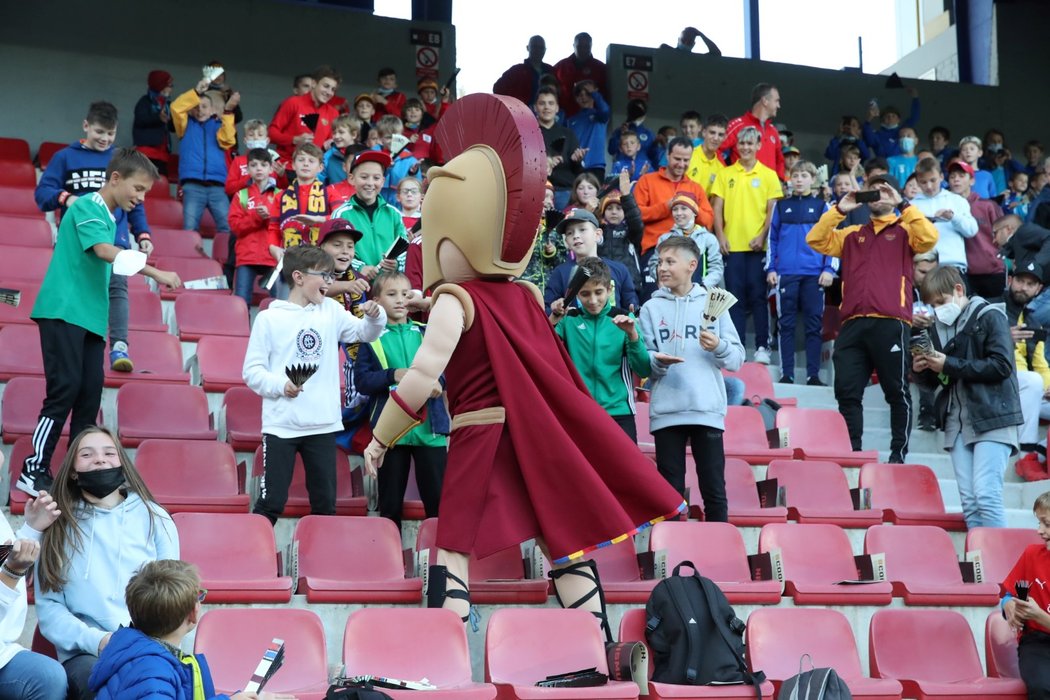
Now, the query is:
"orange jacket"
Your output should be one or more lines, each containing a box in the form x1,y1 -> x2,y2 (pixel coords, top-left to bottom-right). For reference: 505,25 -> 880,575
633,168 -> 714,253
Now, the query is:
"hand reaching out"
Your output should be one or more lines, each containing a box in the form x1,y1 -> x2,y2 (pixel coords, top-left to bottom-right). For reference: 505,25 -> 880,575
24,491 -> 61,532
612,314 -> 638,340
360,300 -> 382,318
618,169 -> 633,196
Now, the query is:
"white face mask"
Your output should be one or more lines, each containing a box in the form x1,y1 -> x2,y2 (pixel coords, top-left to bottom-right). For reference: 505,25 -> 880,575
245,139 -> 268,150
934,299 -> 963,326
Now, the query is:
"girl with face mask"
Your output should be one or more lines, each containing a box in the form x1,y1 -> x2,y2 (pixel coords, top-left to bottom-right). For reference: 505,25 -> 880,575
35,427 -> 179,700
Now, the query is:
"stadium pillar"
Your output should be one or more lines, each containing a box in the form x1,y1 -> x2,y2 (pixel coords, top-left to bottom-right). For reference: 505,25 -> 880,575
955,0 -> 994,85
412,0 -> 452,23
743,0 -> 760,60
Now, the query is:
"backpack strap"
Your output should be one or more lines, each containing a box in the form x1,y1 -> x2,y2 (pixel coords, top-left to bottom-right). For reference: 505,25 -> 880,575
667,574 -> 702,684
697,573 -> 767,700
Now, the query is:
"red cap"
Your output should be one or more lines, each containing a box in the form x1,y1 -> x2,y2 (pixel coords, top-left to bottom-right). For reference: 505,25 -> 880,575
147,70 -> 172,92
948,160 -> 975,176
318,218 -> 363,244
351,150 -> 392,172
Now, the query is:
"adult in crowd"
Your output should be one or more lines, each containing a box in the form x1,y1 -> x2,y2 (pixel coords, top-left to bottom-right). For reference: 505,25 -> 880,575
553,32 -> 608,118
994,214 -> 1050,327
493,35 -> 555,107
268,65 -> 342,162
722,83 -> 785,180
132,70 -> 173,175
662,26 -> 722,55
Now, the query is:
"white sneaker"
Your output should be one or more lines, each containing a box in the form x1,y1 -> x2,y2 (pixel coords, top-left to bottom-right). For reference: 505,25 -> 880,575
754,347 -> 772,365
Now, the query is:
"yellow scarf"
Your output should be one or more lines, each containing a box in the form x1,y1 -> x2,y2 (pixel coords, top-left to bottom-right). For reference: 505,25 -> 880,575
179,654 -> 206,700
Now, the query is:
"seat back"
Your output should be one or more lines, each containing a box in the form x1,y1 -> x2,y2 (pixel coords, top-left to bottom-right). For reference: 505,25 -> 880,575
0,187 -> 41,218
194,608 -> 328,694
650,521 -> 752,583
966,528 -> 1043,589
174,512 -> 280,580
725,405 -> 772,449
127,289 -> 167,331
618,608 -> 655,681
865,524 -> 963,586
117,384 -> 213,437
586,538 -> 642,582
760,523 -> 859,583
176,292 -> 250,339
223,386 -> 261,436
415,518 -> 526,581
869,609 -> 984,682
746,608 -> 865,682
0,324 -> 44,376
106,330 -> 186,377
859,462 -> 948,514
0,161 -> 37,187
0,245 -> 52,282
485,608 -> 609,684
153,257 -> 225,297
767,459 -> 853,511
144,198 -> 185,229
36,141 -> 65,170
149,228 -> 205,259
0,216 -> 52,247
135,440 -> 241,501
775,407 -> 852,452
724,362 -> 777,401
985,611 -> 1021,679
343,608 -> 474,687
196,335 -> 249,386
0,137 -> 31,162
724,457 -> 763,509
295,516 -> 408,582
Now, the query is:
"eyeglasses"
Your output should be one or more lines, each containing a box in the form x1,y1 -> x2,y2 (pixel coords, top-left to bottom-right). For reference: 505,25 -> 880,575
197,589 -> 208,603
302,270 -> 335,283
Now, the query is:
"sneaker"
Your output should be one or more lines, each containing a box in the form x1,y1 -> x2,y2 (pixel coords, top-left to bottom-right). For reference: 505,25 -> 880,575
778,375 -> 795,384
110,341 -> 133,372
14,467 -> 53,498
917,414 -> 937,432
753,346 -> 772,364
806,376 -> 826,387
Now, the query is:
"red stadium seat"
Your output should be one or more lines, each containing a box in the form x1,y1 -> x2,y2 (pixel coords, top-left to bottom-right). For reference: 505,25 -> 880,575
0,216 -> 51,247
416,518 -> 548,604
985,612 -> 1021,679
723,362 -> 796,406
127,288 -> 167,332
343,608 -> 497,699
774,407 -> 879,466
0,138 -> 31,163
965,528 -> 1043,594
144,198 -> 184,229
194,608 -> 328,699
136,439 -> 248,513
31,624 -> 57,660
485,608 -> 639,698
35,142 -> 66,170
152,257 -> 226,300
0,162 -> 37,188
2,377 -> 101,443
198,208 -> 220,238
0,284 -> 38,330
211,231 -> 231,267
222,386 -> 261,452
723,406 -> 794,465
195,335 -> 248,392
175,293 -> 249,341
148,175 -> 172,199
147,227 -> 205,259
400,461 -> 427,520
258,295 -> 277,312
293,515 -> 422,603
865,525 -> 1000,606
766,459 -> 882,527
175,512 -> 293,603
8,436 -> 68,515
584,538 -> 656,604
746,608 -> 903,699
0,245 -> 52,283
0,325 -> 44,380
859,462 -> 967,531
635,410 -> 655,454
724,457 -> 788,526
0,187 -> 43,219
102,330 -> 190,388
116,383 -> 217,447
650,521 -> 783,604
759,523 -> 892,605
869,609 -> 1026,698
249,445 -> 365,516
618,609 -> 776,699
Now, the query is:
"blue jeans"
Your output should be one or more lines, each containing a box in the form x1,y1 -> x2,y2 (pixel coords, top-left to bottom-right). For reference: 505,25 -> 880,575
234,265 -> 276,307
0,650 -> 67,700
776,274 -> 824,379
725,251 -> 769,350
181,183 -> 230,233
949,434 -> 1011,528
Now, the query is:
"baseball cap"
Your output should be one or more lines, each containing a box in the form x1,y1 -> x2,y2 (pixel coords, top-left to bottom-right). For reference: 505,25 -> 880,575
947,160 -> 975,176
351,149 -> 392,172
866,173 -> 902,194
317,218 -> 363,244
354,93 -> 376,107
783,145 -> 801,156
1014,257 -> 1044,283
555,208 -> 600,235
417,77 -> 438,92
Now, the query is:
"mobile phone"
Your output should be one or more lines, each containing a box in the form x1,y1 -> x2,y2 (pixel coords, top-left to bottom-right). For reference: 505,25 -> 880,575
0,545 -> 11,566
854,190 -> 881,203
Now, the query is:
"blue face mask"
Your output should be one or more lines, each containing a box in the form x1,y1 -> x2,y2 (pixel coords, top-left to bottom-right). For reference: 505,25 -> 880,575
899,137 -> 916,153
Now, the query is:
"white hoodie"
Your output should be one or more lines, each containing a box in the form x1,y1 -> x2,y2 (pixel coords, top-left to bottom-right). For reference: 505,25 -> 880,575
243,297 -> 386,438
0,516 -> 41,670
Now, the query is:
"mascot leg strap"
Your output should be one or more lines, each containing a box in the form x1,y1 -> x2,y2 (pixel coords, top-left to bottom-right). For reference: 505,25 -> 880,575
549,558 -> 612,643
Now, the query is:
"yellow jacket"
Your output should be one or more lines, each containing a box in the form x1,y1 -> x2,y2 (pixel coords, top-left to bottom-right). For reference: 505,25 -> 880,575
1015,311 -> 1050,389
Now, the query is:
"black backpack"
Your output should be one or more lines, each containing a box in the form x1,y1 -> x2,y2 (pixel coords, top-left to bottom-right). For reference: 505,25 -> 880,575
325,684 -> 394,700
645,561 -> 765,698
777,655 -> 852,700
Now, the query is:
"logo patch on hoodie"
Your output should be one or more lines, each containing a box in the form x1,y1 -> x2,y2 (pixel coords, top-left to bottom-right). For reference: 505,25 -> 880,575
296,328 -> 323,360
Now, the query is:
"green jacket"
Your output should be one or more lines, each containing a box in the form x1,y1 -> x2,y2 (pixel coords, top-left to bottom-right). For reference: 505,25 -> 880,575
554,301 -> 651,417
331,196 -> 408,271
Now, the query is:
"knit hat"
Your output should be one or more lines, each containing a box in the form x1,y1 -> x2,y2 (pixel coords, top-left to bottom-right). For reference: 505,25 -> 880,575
598,191 -> 622,218
669,191 -> 700,216
417,77 -> 439,92
147,70 -> 173,93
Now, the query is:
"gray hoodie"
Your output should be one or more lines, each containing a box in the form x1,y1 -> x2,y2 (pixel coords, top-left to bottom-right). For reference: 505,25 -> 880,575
639,283 -> 745,431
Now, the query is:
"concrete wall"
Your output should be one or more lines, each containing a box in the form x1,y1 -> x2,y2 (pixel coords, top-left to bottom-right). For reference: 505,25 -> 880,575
0,0 -> 455,152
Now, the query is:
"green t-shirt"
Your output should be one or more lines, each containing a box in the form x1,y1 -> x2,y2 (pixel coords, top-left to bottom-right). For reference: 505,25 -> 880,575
32,192 -> 115,337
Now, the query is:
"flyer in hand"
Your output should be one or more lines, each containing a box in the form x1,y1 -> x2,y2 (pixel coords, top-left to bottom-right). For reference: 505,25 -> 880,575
243,638 -> 284,692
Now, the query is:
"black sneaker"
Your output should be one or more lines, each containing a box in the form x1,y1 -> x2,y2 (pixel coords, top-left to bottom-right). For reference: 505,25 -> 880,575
806,376 -> 826,386
778,375 -> 795,384
15,467 -> 53,498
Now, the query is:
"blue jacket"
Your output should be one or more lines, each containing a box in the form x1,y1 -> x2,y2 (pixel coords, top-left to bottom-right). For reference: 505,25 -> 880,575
824,135 -> 871,171
382,150 -> 421,206
861,97 -> 921,157
611,153 -> 651,182
543,257 -> 639,314
607,122 -> 659,166
322,146 -> 348,185
178,118 -> 229,184
567,92 -> 611,171
766,194 -> 837,276
35,142 -> 149,249
88,627 -> 230,700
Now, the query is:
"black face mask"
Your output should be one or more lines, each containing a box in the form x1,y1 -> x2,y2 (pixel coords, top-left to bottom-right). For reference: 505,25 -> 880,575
76,467 -> 125,499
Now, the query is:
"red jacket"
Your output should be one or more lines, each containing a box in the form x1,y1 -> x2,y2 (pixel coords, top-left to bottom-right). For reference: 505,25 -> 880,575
268,94 -> 340,161
493,61 -> 554,105
552,55 -> 608,117
379,91 -> 406,118
326,181 -> 356,210
224,154 -> 288,198
1003,543 -> 1050,635
422,99 -> 449,122
723,111 -> 785,181
404,123 -> 437,161
964,191 -> 1006,275
228,182 -> 280,267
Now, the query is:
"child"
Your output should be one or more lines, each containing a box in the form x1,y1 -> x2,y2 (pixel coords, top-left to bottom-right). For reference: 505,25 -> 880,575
887,126 -> 919,185
782,146 -> 801,176
639,236 -> 745,518
903,172 -> 921,200
679,111 -> 702,148
331,150 -> 408,278
566,80 -> 610,177
171,77 -> 237,234
354,93 -> 377,145
417,77 -> 450,122
913,265 -> 1021,528
325,151 -> 358,210
958,135 -> 997,199
355,272 -> 448,528
1000,491 -> 1050,698
19,151 -> 181,496
765,161 -> 834,385
839,143 -> 864,186
243,245 -> 386,523
830,171 -> 856,202
862,91 -> 921,157
396,177 -> 423,230
565,172 -> 600,213
650,192 -> 723,289
611,130 -> 650,183
596,170 -> 644,294
375,115 -> 422,205
228,148 -> 280,307
225,119 -> 285,197
133,70 -> 174,175
1024,140 -> 1045,177
372,67 -> 406,118
550,257 -> 651,441
545,209 -> 639,314
520,181 -> 567,290
1004,170 -> 1031,220
911,157 -> 978,279
273,142 -> 330,252
824,115 -> 870,174
35,101 -> 154,373
88,560 -> 294,700
322,114 -> 361,185
401,98 -> 436,161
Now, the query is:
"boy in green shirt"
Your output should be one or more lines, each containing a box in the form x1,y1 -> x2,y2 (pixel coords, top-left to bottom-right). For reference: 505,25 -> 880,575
18,149 -> 182,496
330,150 -> 408,279
550,257 -> 651,442
354,272 -> 448,529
